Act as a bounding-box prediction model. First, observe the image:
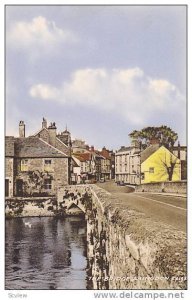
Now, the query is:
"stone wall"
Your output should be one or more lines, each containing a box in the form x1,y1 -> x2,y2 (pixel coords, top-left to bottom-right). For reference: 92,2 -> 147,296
5,185 -> 187,290
136,181 -> 187,194
5,197 -> 57,217
58,185 -> 187,290
54,158 -> 68,189
36,127 -> 49,142
5,158 -> 14,197
15,157 -> 68,196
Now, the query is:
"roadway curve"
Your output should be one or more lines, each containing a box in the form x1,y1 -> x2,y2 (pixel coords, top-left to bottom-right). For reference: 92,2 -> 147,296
97,181 -> 187,232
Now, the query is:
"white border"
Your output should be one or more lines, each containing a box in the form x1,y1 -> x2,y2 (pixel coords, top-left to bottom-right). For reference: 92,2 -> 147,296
1,1 -> 191,299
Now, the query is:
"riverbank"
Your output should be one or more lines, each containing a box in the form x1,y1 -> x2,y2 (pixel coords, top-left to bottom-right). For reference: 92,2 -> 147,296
5,184 -> 187,290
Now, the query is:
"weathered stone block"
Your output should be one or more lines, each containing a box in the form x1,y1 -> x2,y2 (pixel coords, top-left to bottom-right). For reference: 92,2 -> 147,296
125,235 -> 140,261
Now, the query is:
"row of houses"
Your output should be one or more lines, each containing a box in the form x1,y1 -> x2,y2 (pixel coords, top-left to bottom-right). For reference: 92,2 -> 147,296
72,143 -> 115,184
115,138 -> 187,185
5,119 -> 115,197
5,119 -> 187,198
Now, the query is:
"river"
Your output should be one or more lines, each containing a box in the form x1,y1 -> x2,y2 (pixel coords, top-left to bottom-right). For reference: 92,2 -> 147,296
5,216 -> 90,290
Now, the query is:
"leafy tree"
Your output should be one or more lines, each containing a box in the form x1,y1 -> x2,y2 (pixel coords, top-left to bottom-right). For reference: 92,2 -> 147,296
129,125 -> 178,149
25,170 -> 53,196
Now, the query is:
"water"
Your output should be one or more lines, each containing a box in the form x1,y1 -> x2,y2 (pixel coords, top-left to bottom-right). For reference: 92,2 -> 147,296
5,216 -> 89,290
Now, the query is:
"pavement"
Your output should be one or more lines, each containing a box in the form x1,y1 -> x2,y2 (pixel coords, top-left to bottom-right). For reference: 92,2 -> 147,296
136,191 -> 187,198
96,181 -> 187,232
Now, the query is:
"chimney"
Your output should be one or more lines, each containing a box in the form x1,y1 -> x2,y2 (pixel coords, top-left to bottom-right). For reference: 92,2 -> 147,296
149,138 -> 160,145
102,147 -> 109,158
178,141 -> 181,159
48,122 -> 57,147
19,121 -> 25,138
42,117 -> 47,129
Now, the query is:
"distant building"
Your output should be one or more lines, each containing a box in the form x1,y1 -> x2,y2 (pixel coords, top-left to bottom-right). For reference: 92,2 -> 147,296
72,139 -> 89,154
115,139 -> 141,185
99,147 -> 115,180
57,126 -> 72,147
73,150 -> 103,182
71,145 -> 113,182
141,145 -> 181,183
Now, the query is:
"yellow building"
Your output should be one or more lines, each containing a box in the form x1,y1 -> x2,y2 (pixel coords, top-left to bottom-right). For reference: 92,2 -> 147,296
141,145 -> 181,184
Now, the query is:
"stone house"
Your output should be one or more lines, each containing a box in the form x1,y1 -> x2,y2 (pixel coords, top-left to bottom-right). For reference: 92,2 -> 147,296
5,119 -> 71,197
32,119 -> 71,156
5,136 -> 15,197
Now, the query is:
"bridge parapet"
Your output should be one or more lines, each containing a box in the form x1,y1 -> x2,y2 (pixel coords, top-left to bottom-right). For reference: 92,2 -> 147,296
5,184 -> 187,290
57,185 -> 187,290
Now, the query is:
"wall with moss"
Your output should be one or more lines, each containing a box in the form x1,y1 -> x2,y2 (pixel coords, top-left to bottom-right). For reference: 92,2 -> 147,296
136,181 -> 187,194
5,185 -> 187,290
5,198 -> 58,217
58,185 -> 187,290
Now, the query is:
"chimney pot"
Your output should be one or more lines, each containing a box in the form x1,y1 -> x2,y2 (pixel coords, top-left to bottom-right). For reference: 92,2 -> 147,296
19,121 -> 25,138
42,118 -> 47,129
48,122 -> 57,147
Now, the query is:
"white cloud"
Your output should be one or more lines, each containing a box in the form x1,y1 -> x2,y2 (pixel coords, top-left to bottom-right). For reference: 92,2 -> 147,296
7,16 -> 78,50
29,67 -> 185,126
29,84 -> 59,100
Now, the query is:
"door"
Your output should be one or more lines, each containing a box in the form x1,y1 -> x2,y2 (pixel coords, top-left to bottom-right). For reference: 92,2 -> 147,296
16,179 -> 23,196
5,179 -> 9,197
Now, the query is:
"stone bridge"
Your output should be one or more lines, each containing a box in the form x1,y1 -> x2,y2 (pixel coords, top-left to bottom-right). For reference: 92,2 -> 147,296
5,184 -> 187,290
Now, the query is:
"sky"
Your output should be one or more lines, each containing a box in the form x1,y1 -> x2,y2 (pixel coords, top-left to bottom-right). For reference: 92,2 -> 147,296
5,5 -> 187,150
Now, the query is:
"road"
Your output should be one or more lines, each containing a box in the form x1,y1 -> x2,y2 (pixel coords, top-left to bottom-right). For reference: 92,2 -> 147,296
96,181 -> 187,232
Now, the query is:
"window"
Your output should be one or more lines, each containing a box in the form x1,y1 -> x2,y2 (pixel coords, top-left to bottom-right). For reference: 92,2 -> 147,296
141,173 -> 145,180
149,167 -> 154,173
44,179 -> 52,190
44,159 -> 52,171
21,159 -> 28,171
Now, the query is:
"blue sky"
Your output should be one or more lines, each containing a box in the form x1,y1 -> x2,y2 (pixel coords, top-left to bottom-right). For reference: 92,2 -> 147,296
6,5 -> 187,149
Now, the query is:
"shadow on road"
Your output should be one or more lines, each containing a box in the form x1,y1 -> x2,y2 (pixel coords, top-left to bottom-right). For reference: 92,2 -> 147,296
96,181 -> 135,194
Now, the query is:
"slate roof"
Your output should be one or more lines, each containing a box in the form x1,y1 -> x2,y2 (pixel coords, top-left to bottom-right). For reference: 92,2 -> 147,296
72,156 -> 81,167
14,137 -> 67,158
5,136 -> 15,157
116,146 -> 132,153
116,146 -> 141,155
140,144 -> 160,163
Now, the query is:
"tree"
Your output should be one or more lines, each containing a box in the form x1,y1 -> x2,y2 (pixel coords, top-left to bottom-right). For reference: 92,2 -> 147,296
160,153 -> 179,181
25,170 -> 53,196
129,125 -> 178,149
